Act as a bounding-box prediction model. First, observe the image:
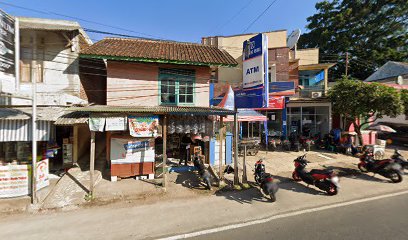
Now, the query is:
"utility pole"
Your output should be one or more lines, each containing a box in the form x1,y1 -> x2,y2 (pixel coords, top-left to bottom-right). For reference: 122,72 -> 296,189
31,32 -> 37,204
345,52 -> 349,77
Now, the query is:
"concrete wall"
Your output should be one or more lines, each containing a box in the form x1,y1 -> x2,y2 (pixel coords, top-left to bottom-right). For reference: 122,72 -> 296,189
296,48 -> 319,66
106,61 -> 210,107
12,29 -> 85,105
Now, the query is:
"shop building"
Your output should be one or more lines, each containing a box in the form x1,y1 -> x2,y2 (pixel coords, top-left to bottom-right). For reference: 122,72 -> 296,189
203,31 -> 335,138
71,38 -> 238,184
0,16 -> 95,198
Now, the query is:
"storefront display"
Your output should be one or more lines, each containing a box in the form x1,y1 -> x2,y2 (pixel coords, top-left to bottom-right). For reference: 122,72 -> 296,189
128,116 -> 159,137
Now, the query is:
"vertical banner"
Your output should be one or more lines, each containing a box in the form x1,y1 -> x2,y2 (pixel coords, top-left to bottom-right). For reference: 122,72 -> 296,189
110,138 -> 155,164
0,9 -> 16,94
236,33 -> 269,108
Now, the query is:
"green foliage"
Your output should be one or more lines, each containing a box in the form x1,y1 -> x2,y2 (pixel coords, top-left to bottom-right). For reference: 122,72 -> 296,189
401,89 -> 408,115
299,0 -> 408,80
328,77 -> 403,130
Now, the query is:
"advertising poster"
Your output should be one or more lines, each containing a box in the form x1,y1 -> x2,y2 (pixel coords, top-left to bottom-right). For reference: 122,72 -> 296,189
268,96 -> 285,109
0,164 -> 29,198
0,9 -> 16,94
128,116 -> 159,137
89,117 -> 106,132
269,82 -> 295,96
110,138 -> 155,164
36,159 -> 49,191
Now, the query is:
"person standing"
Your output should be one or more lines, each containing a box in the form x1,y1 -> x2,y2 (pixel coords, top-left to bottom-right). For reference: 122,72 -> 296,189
179,134 -> 192,166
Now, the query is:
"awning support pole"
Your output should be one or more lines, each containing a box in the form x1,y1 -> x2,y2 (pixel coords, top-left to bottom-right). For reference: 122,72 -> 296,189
233,113 -> 240,185
31,31 -> 37,205
89,131 -> 95,196
162,115 -> 168,189
219,116 -> 224,180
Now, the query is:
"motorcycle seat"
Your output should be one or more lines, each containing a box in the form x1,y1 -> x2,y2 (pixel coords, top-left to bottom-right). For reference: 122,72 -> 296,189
310,169 -> 332,175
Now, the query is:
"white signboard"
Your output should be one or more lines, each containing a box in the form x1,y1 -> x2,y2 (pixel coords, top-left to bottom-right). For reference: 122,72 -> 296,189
89,117 -> 105,132
35,158 -> 49,191
105,117 -> 127,131
0,164 -> 29,198
242,33 -> 265,89
110,138 -> 155,164
0,9 -> 16,94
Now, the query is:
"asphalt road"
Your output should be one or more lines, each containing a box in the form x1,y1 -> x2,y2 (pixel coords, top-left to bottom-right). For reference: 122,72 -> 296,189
192,193 -> 408,240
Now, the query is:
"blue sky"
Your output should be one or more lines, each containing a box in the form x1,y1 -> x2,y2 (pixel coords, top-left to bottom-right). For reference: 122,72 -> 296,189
0,0 -> 321,43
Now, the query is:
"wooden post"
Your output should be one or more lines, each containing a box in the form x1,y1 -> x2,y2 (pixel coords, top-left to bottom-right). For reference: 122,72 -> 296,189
219,116 -> 224,180
73,125 -> 78,166
233,113 -> 240,185
242,145 -> 247,184
162,115 -> 167,188
89,131 -> 95,195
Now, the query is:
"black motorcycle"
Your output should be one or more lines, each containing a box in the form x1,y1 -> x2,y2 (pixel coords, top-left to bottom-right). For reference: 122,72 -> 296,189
254,159 -> 279,202
391,149 -> 408,170
292,154 -> 340,195
358,150 -> 403,183
193,155 -> 212,190
289,132 -> 301,152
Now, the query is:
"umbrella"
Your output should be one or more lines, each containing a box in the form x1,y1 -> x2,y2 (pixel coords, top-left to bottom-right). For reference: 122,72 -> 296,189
368,124 -> 397,133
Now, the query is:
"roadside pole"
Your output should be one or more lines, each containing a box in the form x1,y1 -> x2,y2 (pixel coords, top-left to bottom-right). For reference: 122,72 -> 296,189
162,115 -> 167,189
219,116 -> 224,180
242,146 -> 247,184
31,32 -> 37,204
89,131 -> 95,196
233,113 -> 239,185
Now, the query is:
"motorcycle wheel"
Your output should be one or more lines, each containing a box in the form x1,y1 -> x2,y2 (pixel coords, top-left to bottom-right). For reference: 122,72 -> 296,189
269,192 -> 276,202
306,143 -> 311,152
358,163 -> 368,173
389,170 -> 403,183
326,183 -> 338,196
292,172 -> 302,182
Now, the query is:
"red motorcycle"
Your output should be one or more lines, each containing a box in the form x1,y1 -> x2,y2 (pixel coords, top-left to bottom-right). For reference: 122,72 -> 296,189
292,154 -> 340,195
358,150 -> 403,183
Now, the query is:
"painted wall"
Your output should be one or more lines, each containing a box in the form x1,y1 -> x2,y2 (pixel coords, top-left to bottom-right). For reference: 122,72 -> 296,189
106,61 -> 210,107
296,48 -> 319,66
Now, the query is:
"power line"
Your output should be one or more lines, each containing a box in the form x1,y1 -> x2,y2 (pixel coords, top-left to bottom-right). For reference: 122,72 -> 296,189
242,0 -> 280,33
0,1 -> 165,40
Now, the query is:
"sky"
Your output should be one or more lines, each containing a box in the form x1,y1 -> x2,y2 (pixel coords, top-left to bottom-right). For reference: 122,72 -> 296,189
0,0 -> 321,43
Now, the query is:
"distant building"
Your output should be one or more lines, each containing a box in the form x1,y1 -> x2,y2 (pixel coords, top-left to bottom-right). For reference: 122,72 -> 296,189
364,61 -> 408,85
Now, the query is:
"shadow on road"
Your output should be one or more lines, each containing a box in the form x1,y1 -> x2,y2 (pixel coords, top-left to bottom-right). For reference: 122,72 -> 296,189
214,184 -> 270,204
175,171 -> 211,190
273,175 -> 325,196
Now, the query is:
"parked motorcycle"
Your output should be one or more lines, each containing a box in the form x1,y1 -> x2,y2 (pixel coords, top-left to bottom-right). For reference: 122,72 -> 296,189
193,155 -> 212,190
299,136 -> 314,151
289,132 -> 301,152
254,159 -> 279,202
268,137 -> 281,151
292,154 -> 340,195
391,149 -> 408,170
358,150 -> 403,183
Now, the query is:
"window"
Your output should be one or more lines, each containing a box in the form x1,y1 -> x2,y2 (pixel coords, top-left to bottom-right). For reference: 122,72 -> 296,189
20,47 -> 44,83
159,69 -> 195,105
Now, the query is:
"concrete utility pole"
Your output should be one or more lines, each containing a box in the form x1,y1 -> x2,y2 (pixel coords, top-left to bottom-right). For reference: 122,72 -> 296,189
218,116 -> 224,180
233,113 -> 239,185
89,131 -> 95,196
162,115 -> 167,189
31,32 -> 37,204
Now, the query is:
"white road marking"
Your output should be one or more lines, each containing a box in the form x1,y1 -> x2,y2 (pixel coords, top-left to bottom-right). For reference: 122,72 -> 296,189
159,190 -> 408,240
317,154 -> 333,160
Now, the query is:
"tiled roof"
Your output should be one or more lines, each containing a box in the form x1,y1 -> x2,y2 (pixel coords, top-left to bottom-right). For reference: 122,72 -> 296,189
80,38 -> 238,66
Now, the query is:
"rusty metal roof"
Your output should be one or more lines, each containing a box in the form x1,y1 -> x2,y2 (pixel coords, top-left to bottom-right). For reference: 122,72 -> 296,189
0,107 -> 66,121
54,111 -> 89,126
67,105 -> 235,115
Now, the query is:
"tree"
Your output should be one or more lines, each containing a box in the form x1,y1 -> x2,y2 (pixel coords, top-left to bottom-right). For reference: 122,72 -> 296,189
328,77 -> 403,144
401,89 -> 408,115
299,0 -> 408,80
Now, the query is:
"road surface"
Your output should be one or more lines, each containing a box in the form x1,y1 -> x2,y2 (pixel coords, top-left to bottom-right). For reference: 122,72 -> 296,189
193,193 -> 408,240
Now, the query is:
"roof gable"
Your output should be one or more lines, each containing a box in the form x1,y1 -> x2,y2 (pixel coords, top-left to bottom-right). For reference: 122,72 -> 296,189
365,61 -> 408,82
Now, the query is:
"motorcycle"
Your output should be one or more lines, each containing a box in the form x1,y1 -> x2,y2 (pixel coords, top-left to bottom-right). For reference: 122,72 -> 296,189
358,150 -> 403,183
289,132 -> 301,152
254,159 -> 279,202
299,136 -> 314,152
268,137 -> 281,151
391,149 -> 408,170
292,154 -> 340,195
193,155 -> 212,190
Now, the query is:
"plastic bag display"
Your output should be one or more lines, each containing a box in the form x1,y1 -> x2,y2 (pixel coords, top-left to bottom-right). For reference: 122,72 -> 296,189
175,116 -> 184,134
199,118 -> 206,133
168,117 -> 176,134
191,117 -> 199,134
184,116 -> 191,133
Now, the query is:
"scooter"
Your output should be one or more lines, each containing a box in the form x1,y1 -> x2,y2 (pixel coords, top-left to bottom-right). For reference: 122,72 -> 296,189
292,154 -> 340,195
254,159 -> 279,202
358,150 -> 403,183
299,136 -> 314,151
193,155 -> 212,190
391,149 -> 408,170
289,132 -> 301,152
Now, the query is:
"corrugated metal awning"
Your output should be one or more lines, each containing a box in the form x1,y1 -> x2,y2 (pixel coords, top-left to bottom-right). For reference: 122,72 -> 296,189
0,107 -> 66,121
0,120 -> 53,142
54,111 -> 89,126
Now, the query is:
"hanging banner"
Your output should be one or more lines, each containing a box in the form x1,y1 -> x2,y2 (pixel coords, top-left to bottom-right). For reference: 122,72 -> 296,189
35,158 -> 49,191
89,117 -> 105,132
0,164 -> 29,198
128,116 -> 159,137
268,96 -> 285,109
110,138 -> 155,164
105,117 -> 127,131
0,9 -> 16,94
